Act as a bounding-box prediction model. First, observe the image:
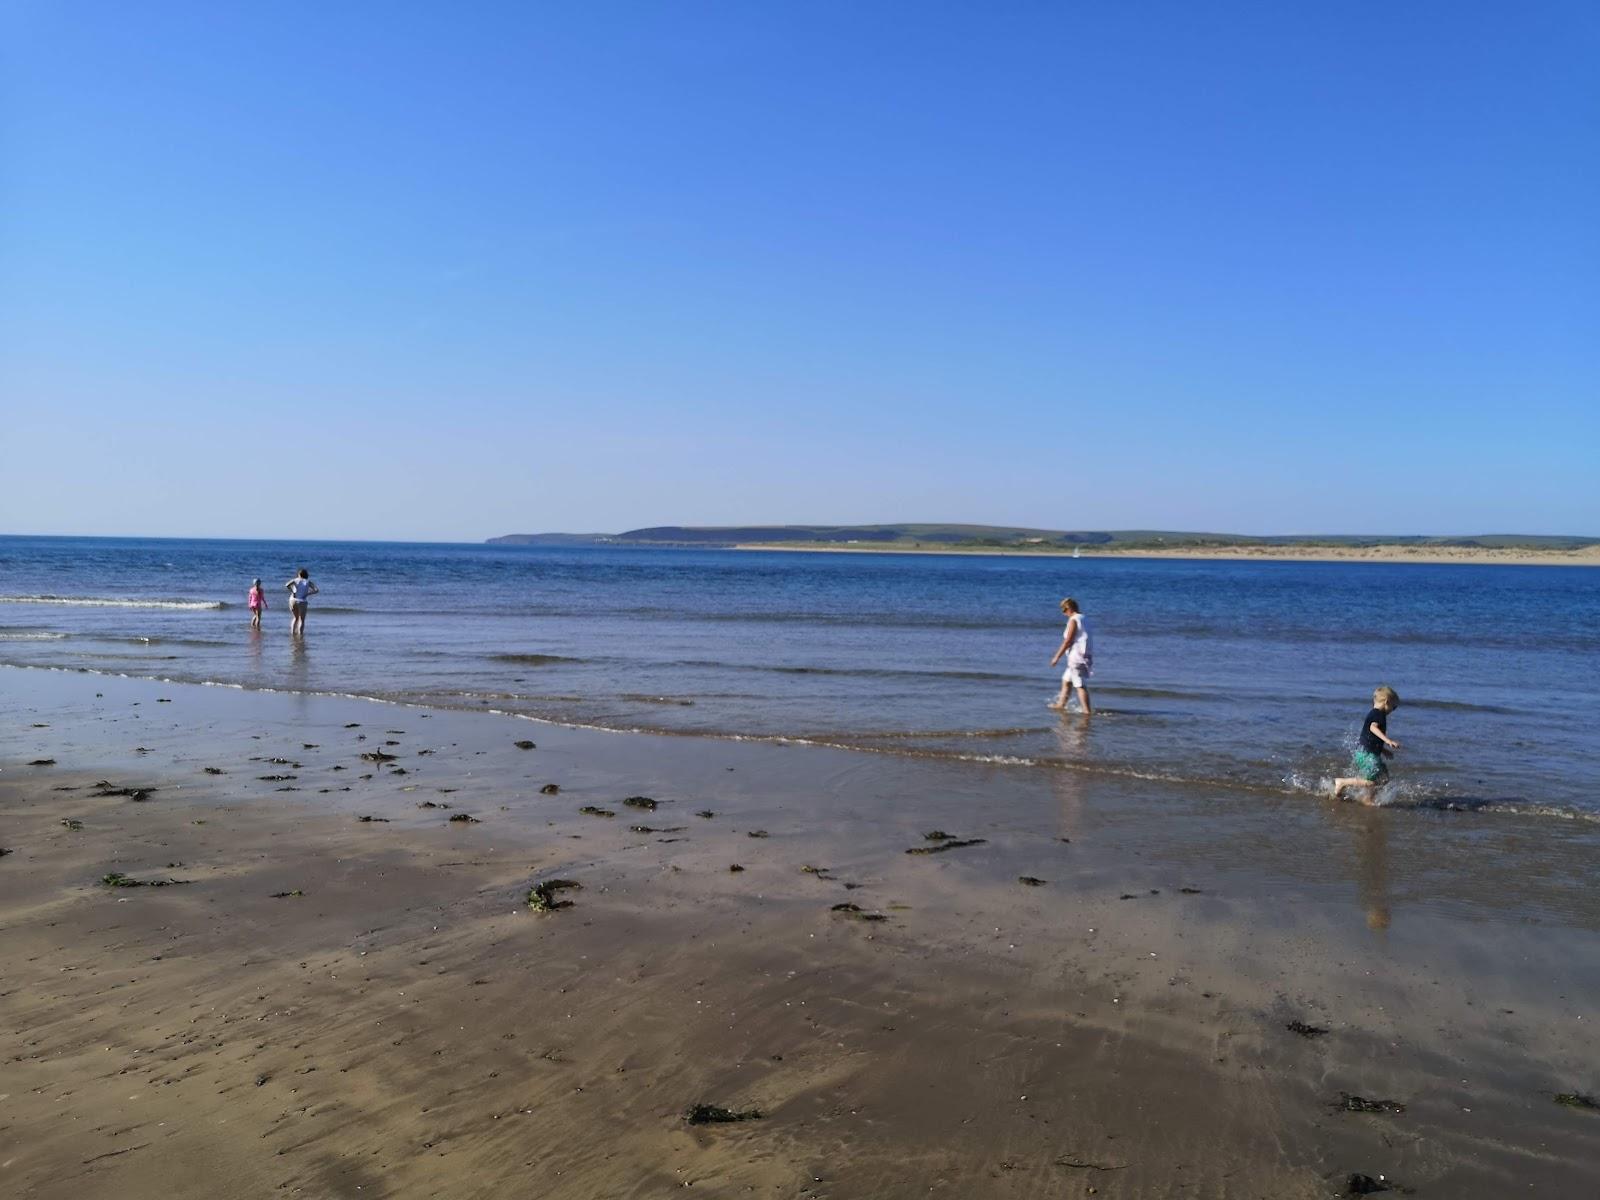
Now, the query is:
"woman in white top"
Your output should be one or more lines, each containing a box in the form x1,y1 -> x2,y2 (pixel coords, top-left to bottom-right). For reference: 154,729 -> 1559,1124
1048,596 -> 1093,715
284,568 -> 319,636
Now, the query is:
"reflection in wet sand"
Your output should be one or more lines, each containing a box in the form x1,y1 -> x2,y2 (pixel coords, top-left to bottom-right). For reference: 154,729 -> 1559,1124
1324,800 -> 1394,934
1050,716 -> 1094,842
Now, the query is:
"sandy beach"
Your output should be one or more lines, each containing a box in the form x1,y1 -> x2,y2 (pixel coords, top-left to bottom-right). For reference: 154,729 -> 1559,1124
3,667 -> 1598,1198
735,543 -> 1600,566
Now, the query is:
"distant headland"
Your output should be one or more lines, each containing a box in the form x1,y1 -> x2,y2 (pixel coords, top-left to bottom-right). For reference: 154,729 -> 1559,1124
487,526 -> 1600,565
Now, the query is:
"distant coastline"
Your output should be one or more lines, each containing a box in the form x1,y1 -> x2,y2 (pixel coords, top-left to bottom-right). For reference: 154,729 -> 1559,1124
489,524 -> 1600,566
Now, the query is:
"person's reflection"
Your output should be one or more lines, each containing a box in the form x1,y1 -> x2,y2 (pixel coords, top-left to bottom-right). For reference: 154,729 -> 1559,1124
1325,801 -> 1394,934
1050,716 -> 1094,842
286,633 -> 310,692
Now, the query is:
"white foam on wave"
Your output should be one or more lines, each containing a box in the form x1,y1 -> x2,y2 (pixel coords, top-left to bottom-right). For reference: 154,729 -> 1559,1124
0,595 -> 225,611
0,631 -> 69,640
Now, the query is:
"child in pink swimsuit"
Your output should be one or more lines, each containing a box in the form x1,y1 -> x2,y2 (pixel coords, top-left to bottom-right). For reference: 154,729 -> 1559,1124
247,578 -> 267,630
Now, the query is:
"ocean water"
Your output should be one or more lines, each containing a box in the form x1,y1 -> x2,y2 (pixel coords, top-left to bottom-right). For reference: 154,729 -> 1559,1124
2,535 -> 1597,819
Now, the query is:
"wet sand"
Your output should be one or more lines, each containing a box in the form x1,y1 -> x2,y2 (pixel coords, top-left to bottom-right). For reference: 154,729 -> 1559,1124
3,667 -> 1598,1198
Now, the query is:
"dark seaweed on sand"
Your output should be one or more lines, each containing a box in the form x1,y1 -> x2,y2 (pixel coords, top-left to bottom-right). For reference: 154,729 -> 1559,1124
448,812 -> 481,823
539,783 -> 560,794
29,758 -> 56,766
629,825 -> 685,834
579,806 -> 615,818
831,902 -> 888,922
270,890 -> 304,898
357,815 -> 391,823
100,871 -> 186,888
1287,1020 -> 1329,1039
746,829 -> 769,838
1018,876 -> 1047,886
527,878 -> 582,912
694,809 -> 715,819
728,864 -> 745,872
622,795 -> 657,810
923,830 -> 956,841
1337,1093 -> 1406,1115
359,750 -> 397,763
61,818 -> 84,831
1345,1174 -> 1391,1195
1554,1092 -> 1599,1111
514,740 -> 536,750
684,1103 -> 763,1125
905,837 -> 986,855
91,781 -> 155,801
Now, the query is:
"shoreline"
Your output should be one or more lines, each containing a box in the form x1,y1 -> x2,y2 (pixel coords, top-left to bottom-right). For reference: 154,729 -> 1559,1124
733,542 -> 1600,565
5,669 -> 1599,1197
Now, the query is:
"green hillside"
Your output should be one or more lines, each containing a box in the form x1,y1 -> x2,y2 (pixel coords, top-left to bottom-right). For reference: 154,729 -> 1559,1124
487,526 -> 1599,551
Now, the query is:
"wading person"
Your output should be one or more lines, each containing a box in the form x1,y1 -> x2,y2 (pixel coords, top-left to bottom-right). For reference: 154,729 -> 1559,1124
1048,597 -> 1093,715
285,568 -> 319,636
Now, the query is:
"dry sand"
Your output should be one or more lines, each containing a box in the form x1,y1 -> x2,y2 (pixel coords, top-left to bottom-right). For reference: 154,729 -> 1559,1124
736,543 -> 1600,566
3,669 -> 1598,1198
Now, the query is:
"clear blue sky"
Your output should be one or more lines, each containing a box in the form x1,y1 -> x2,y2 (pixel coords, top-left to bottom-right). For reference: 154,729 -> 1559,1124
4,2 -> 1596,540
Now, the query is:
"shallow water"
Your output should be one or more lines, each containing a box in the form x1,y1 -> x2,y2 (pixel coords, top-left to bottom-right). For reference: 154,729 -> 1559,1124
2,535 -> 1597,817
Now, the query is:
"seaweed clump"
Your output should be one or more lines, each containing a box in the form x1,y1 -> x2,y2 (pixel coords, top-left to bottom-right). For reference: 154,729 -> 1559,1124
1337,1093 -> 1406,1115
1554,1092 -> 1599,1111
622,796 -> 657,811
1287,1020 -> 1329,1039
831,902 -> 887,922
448,812 -> 481,824
579,806 -> 615,818
1345,1174 -> 1391,1195
527,878 -> 582,912
905,837 -> 986,855
100,871 -> 185,888
684,1103 -> 763,1126
514,740 -> 536,750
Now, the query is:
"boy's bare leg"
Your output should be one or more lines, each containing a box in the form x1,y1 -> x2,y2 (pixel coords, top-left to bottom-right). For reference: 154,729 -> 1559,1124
1048,680 -> 1070,710
1076,686 -> 1092,715
1330,778 -> 1373,802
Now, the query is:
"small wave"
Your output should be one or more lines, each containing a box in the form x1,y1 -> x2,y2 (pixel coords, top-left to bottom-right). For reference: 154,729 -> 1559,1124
835,725 -> 1046,742
1404,697 -> 1519,715
669,658 -> 1032,684
0,594 -> 226,611
488,653 -> 586,666
0,631 -> 69,641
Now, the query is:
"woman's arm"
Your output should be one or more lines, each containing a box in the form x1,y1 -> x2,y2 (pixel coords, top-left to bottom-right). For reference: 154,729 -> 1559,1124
1050,617 -> 1079,665
308,581 -> 320,595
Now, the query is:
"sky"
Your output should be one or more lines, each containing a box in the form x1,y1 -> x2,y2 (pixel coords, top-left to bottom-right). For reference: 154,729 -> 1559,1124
3,2 -> 1597,541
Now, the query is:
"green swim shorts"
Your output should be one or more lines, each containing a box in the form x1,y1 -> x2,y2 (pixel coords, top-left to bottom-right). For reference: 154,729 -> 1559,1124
1350,748 -> 1389,783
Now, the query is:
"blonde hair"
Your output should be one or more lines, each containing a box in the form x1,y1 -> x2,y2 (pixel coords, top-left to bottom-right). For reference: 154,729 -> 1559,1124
1373,686 -> 1400,710
1060,597 -> 1080,614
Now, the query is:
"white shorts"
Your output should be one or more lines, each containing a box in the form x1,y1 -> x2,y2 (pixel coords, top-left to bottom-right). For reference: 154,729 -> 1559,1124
1063,660 -> 1091,687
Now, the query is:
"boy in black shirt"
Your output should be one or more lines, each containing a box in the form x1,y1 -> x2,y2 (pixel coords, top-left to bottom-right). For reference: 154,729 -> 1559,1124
1331,686 -> 1401,803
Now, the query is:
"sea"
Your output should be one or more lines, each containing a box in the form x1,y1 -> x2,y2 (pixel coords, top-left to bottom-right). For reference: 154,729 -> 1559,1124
2,536 -> 1597,820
